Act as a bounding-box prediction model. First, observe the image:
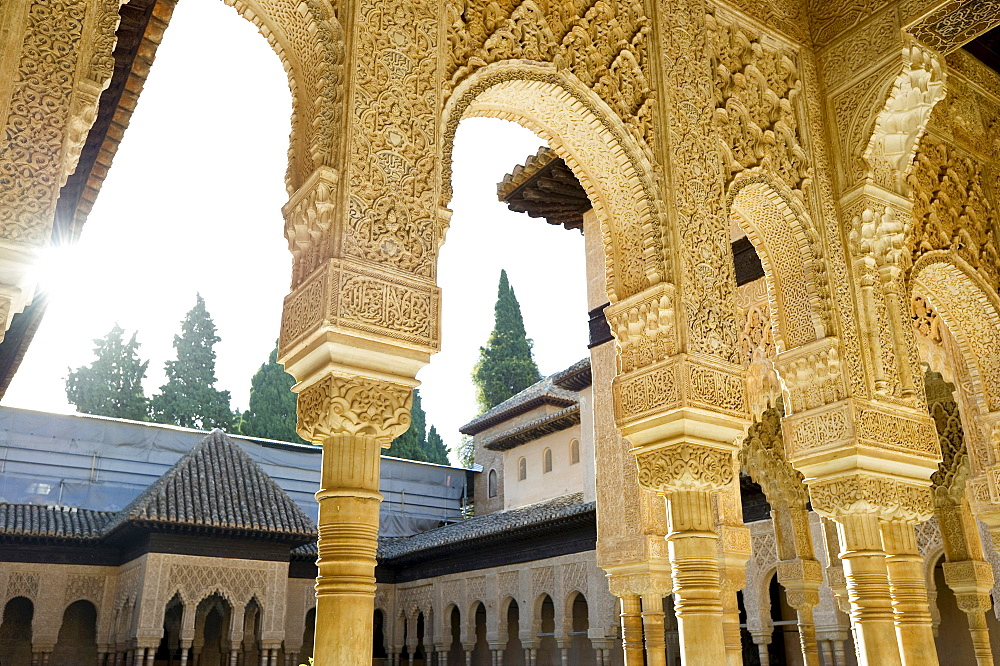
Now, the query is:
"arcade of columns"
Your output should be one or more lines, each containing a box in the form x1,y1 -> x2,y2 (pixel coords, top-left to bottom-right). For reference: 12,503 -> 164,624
3,0 -> 1000,664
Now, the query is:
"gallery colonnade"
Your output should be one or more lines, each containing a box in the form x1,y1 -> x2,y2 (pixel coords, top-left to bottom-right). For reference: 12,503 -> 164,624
3,0 -> 1000,664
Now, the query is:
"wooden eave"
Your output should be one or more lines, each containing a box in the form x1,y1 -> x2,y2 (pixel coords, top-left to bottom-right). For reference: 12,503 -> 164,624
0,0 -> 177,398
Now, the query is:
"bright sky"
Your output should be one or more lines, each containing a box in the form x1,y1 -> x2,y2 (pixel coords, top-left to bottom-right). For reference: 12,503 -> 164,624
3,1 -> 589,462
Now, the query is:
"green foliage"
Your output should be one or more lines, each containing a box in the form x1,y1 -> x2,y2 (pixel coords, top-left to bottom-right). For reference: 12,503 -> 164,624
239,342 -> 304,443
472,269 -> 541,412
456,435 -> 475,468
385,390 -> 450,464
424,425 -> 450,465
65,324 -> 150,421
151,295 -> 236,431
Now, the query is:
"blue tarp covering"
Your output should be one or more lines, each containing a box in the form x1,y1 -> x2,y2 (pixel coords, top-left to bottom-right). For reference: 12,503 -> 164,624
0,407 -> 470,537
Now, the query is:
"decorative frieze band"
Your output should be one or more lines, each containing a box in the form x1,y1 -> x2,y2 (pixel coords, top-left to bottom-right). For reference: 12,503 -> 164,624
808,474 -> 933,520
635,444 -> 735,494
279,258 -> 440,356
782,398 -> 940,462
613,355 -> 747,427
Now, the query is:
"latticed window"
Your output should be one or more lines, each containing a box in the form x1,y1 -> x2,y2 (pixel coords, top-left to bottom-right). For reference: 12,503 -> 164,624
570,439 -> 580,465
518,457 -> 527,481
488,469 -> 498,498
543,448 -> 553,473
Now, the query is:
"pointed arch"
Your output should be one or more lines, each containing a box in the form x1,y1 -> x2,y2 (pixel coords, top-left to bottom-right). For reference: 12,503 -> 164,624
443,61 -> 668,303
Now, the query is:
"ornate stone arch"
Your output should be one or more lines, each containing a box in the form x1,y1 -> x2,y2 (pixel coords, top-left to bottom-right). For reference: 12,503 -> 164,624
218,0 -> 344,192
728,172 -> 830,353
443,61 -> 667,303
863,43 -> 947,194
911,253 -> 1000,419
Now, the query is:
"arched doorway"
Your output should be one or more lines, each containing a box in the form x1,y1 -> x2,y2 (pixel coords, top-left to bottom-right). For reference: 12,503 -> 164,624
0,596 -> 33,666
154,594 -> 185,665
302,607 -> 316,663
241,598 -> 263,666
536,595 -> 558,666
371,609 -> 386,664
503,599 -> 524,666
447,606 -> 464,666
195,594 -> 232,666
472,602 -> 490,666
51,600 -> 98,666
567,592 -> 596,666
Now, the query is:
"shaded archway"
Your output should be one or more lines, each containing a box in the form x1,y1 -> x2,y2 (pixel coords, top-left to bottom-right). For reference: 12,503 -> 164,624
50,599 -> 98,666
0,596 -> 33,666
241,597 -> 263,666
195,594 -> 232,666
447,606 -> 464,666
502,598 -> 525,666
931,555 -> 1000,663
471,602 -> 490,666
567,592 -> 596,666
536,595 -> 558,666
154,594 -> 185,665
371,608 -> 385,663
302,607 -> 316,662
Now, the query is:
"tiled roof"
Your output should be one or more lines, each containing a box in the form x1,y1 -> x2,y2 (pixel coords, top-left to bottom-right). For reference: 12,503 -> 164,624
483,404 -> 581,451
0,504 -> 112,539
103,430 -> 315,538
551,358 -> 592,391
378,493 -> 592,561
460,374 -> 578,436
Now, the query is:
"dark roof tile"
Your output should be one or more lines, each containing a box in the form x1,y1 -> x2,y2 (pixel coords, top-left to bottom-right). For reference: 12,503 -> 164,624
460,375 -> 578,436
0,504 -> 112,539
103,430 -> 315,537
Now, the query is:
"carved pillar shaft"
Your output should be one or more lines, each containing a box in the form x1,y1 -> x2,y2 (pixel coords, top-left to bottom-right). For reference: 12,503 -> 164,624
879,519 -> 938,666
619,595 -> 644,666
314,433 -> 383,666
965,609 -> 993,666
640,594 -> 665,666
793,606 -> 820,666
835,513 -> 901,666
666,490 -> 726,666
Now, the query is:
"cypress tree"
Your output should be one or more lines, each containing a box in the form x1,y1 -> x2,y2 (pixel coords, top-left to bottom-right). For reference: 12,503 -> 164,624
65,324 -> 150,421
240,342 -> 304,443
151,294 -> 236,431
472,269 -> 541,412
424,425 -> 450,465
387,389 -> 428,461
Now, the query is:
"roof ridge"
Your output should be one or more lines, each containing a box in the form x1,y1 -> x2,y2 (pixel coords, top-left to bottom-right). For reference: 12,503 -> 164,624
104,429 -> 315,537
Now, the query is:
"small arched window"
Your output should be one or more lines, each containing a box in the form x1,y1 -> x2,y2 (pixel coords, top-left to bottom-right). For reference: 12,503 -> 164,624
518,457 -> 527,481
543,448 -> 553,473
570,439 -> 580,465
488,469 -> 498,498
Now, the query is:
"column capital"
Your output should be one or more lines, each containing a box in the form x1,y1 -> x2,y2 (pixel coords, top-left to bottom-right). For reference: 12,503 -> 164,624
808,474 -> 933,521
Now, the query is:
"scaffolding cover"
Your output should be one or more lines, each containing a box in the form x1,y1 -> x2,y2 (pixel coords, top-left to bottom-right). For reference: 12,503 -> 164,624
0,407 -> 469,537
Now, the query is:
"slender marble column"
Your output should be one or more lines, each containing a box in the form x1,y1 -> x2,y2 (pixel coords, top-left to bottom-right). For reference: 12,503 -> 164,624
835,513 -> 902,666
666,490 -> 726,666
879,519 -> 938,666
640,594 -> 666,666
619,595 -> 644,666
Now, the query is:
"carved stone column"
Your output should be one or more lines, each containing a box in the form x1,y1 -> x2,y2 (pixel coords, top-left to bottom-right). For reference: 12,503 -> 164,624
618,595 -> 644,666
879,519 -> 938,666
776,558 -> 822,666
832,512 -> 902,666
639,594 -> 666,666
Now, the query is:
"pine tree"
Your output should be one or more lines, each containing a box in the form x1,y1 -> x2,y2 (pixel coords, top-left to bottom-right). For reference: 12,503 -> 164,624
386,389 -> 428,461
424,425 -> 450,465
472,269 -> 541,412
240,342 -> 304,443
151,294 -> 236,431
65,324 -> 150,421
